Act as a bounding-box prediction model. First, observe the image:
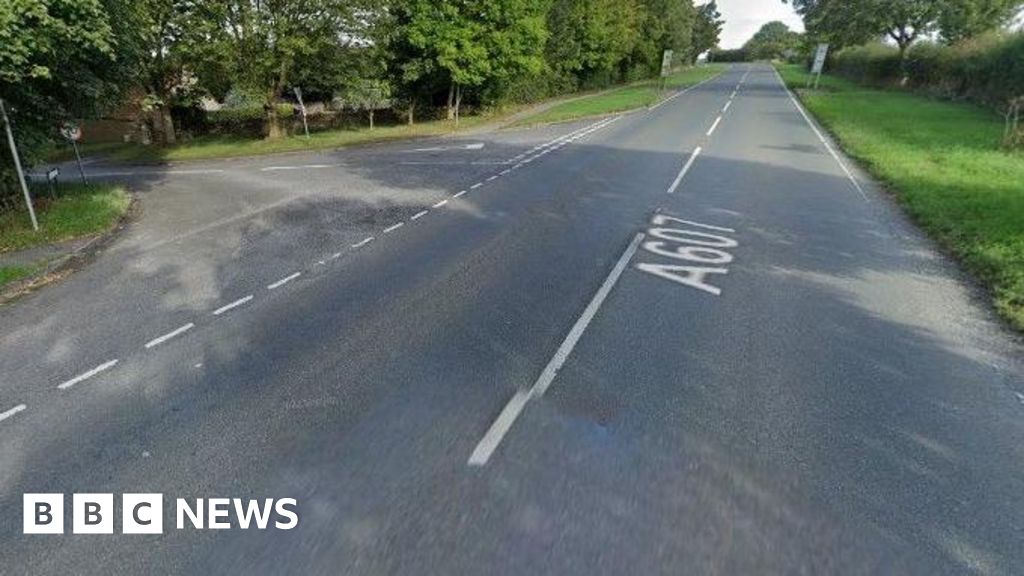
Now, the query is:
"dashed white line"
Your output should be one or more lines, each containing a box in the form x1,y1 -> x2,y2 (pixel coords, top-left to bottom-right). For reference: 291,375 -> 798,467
0,404 -> 27,422
667,147 -> 702,194
144,324 -> 195,349
453,190 -> 468,198
468,233 -> 646,467
383,222 -> 404,234
57,359 -> 120,390
411,210 -> 428,220
723,101 -> 732,113
213,295 -> 253,316
267,272 -> 301,290
499,169 -> 511,176
352,236 -> 374,248
486,175 -> 499,182
432,199 -> 449,208
470,182 -> 483,189
706,116 -> 723,136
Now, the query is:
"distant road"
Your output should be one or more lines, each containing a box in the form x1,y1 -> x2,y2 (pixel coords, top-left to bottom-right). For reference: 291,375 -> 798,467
2,64 -> 1023,575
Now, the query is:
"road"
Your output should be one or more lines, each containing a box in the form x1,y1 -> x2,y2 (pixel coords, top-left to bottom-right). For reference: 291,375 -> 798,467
2,64 -> 1023,575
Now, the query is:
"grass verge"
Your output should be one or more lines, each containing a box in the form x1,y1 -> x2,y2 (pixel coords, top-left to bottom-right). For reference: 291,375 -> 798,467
0,184 -> 130,253
775,63 -> 1024,329
0,263 -> 42,286
512,64 -> 728,126
51,113 -> 506,164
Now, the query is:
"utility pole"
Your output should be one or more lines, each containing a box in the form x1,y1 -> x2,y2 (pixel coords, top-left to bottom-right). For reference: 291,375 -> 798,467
0,98 -> 39,231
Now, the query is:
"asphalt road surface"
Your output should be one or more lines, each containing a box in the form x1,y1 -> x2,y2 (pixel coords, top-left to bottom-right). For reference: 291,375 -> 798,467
2,64 -> 1023,575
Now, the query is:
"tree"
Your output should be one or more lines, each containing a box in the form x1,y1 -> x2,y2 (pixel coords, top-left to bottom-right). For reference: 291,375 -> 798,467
345,79 -> 392,130
207,0 -> 370,139
0,0 -> 115,197
545,0 -> 644,89
784,0 -> 939,58
691,1 -> 724,62
743,21 -> 802,60
632,0 -> 696,77
937,0 -> 1024,42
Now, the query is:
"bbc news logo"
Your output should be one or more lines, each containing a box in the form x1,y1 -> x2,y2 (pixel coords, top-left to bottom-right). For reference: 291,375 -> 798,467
24,494 -> 298,534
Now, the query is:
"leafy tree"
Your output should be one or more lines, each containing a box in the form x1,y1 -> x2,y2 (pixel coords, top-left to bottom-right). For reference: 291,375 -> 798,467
785,0 -> 939,58
937,0 -> 1024,42
206,0 -> 370,139
545,0 -> 644,89
0,0 -> 115,197
691,0 -> 724,62
743,21 -> 802,60
344,79 -> 392,130
632,0 -> 696,77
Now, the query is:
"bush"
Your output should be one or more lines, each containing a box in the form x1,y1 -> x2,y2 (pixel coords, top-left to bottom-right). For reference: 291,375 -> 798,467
709,48 -> 749,62
830,33 -> 1024,113
205,104 -> 295,138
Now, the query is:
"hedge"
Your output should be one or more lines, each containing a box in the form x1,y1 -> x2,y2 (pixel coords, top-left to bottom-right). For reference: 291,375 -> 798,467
831,33 -> 1024,111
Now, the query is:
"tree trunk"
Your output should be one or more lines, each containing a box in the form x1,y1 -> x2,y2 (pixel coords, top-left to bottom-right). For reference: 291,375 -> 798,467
407,103 -> 415,126
161,107 -> 176,145
265,104 -> 285,140
369,110 -> 375,131
446,84 -> 455,120
454,84 -> 462,128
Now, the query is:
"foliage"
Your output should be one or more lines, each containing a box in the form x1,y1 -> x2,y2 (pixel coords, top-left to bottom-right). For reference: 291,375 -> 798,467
709,48 -> 749,62
743,21 -> 802,60
690,1 -> 724,62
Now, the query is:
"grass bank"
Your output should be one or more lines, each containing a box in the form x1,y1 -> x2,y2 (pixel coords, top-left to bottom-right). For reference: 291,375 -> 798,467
775,63 -> 1024,329
0,184 -> 130,253
512,64 -> 728,126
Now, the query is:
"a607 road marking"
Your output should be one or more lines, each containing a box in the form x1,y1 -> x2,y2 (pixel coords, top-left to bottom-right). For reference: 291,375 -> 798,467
635,214 -> 738,296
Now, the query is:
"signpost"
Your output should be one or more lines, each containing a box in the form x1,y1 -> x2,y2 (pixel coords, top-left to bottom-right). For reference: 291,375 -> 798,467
810,43 -> 829,90
660,49 -> 674,93
0,98 -> 38,231
46,167 -> 60,199
61,122 -> 88,185
293,87 -> 310,139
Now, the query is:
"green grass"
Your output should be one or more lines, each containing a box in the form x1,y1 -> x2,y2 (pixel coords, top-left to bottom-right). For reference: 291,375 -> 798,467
0,263 -> 41,286
514,64 -> 728,126
0,184 -> 130,253
58,114 -> 504,164
775,63 -> 1024,328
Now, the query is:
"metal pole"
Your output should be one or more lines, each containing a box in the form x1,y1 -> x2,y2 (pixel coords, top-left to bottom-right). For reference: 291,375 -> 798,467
0,98 -> 38,231
71,138 -> 88,184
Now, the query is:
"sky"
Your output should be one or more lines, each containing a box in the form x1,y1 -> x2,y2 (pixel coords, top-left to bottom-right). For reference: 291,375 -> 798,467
711,0 -> 805,49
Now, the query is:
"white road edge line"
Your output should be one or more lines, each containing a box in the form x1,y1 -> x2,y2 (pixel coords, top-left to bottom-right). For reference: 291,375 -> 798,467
144,324 -> 195,349
213,295 -> 253,316
706,116 -> 723,137
649,72 -> 725,111
58,359 -> 120,389
771,66 -> 870,203
267,272 -> 301,290
383,222 -> 404,234
468,233 -> 646,467
667,147 -> 703,195
0,404 -> 27,422
411,210 -> 428,220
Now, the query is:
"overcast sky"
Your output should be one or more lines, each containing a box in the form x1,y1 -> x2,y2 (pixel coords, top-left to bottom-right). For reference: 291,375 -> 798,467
712,0 -> 805,49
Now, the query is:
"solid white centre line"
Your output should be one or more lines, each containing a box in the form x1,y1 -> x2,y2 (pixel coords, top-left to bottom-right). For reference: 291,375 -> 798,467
667,147 -> 703,194
468,233 -> 646,467
0,404 -> 26,423
144,324 -> 195,349
267,272 -> 301,290
352,236 -> 374,248
213,295 -> 253,316
383,222 -> 404,234
57,359 -> 120,389
706,116 -> 723,136
411,210 -> 428,220
432,199 -> 449,208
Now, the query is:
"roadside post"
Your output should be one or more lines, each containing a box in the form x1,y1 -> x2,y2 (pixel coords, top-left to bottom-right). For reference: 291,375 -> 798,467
294,87 -> 311,139
61,122 -> 88,185
0,97 -> 39,231
810,43 -> 829,90
46,167 -> 60,200
660,49 -> 674,93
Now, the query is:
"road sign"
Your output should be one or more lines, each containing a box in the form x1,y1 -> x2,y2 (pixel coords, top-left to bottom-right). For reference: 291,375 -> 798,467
811,44 -> 829,75
60,123 -> 82,142
660,50 -> 674,78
